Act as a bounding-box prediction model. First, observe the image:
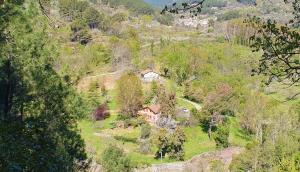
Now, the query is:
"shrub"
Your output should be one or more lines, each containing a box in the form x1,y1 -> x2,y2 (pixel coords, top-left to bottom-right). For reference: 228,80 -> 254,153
93,103 -> 110,121
156,13 -> 174,26
70,20 -> 91,45
213,123 -> 230,148
101,145 -> 132,172
139,139 -> 151,154
217,10 -> 241,21
140,124 -> 151,139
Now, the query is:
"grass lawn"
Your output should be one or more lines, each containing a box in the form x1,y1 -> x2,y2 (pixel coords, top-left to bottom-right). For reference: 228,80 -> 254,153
177,98 -> 196,110
78,114 -> 250,166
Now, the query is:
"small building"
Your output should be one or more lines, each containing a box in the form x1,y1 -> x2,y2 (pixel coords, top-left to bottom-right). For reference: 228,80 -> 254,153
138,104 -> 161,124
140,70 -> 160,82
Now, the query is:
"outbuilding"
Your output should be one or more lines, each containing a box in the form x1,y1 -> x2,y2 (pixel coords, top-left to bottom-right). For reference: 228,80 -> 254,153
140,70 -> 160,82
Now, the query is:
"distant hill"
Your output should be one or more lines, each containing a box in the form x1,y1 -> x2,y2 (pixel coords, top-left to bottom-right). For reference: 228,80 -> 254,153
106,0 -> 154,14
144,0 -> 183,8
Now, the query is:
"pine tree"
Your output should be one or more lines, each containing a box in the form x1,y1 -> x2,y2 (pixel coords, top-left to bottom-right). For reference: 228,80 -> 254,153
0,2 -> 87,171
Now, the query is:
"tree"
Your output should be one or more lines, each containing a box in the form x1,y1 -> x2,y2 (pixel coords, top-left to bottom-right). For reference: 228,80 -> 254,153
247,12 -> 300,85
157,85 -> 176,118
163,0 -> 300,85
101,145 -> 132,172
83,7 -> 104,29
154,127 -> 186,161
212,122 -> 230,148
139,123 -> 151,154
70,19 -> 92,45
116,72 -> 143,118
0,1 -> 87,171
140,123 -> 151,139
58,0 -> 89,21
93,103 -> 110,121
202,83 -> 234,138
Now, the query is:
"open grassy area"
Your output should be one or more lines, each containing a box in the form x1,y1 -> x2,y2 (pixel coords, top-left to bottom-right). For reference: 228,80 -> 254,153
78,114 -> 250,166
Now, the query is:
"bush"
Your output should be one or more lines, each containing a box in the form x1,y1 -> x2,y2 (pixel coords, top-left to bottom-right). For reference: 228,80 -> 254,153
70,20 -> 92,45
101,145 -> 132,172
217,10 -> 241,21
140,124 -> 151,139
213,123 -> 230,148
156,13 -> 174,26
93,103 -> 110,121
203,0 -> 227,8
139,139 -> 151,154
83,7 -> 105,29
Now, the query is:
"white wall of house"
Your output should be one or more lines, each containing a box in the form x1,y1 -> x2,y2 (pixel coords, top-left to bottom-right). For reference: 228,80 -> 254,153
142,72 -> 160,82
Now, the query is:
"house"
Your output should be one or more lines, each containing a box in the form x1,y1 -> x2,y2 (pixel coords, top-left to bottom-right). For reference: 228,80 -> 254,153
138,104 -> 161,124
140,70 -> 160,82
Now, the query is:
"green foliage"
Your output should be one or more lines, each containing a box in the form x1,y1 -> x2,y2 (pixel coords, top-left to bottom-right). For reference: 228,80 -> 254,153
111,12 -> 128,23
139,139 -> 151,154
140,123 -> 151,139
0,2 -> 87,171
183,82 -> 204,103
155,13 -> 174,26
58,0 -> 89,21
157,85 -> 177,117
203,0 -> 227,8
104,0 -> 154,15
116,72 -> 144,117
217,10 -> 241,21
83,7 -> 105,29
70,19 -> 92,45
101,145 -> 132,172
230,106 -> 300,171
212,122 -> 230,148
154,127 -> 186,161
247,14 -> 300,85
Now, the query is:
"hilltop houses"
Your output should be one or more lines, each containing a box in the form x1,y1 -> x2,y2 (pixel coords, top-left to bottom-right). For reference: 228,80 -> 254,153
140,70 -> 160,82
138,104 -> 161,124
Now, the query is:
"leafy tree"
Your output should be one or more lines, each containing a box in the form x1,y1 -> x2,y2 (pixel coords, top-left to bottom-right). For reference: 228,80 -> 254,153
247,12 -> 300,85
93,103 -> 110,121
101,145 -> 132,172
212,122 -> 230,148
0,1 -> 87,171
140,123 -> 151,139
157,85 -> 177,118
111,12 -> 128,23
164,0 -> 300,85
202,83 -> 234,138
70,19 -> 92,45
230,103 -> 300,171
116,72 -> 143,118
154,127 -> 186,161
155,13 -> 174,26
83,7 -> 104,29
58,0 -> 89,21
139,123 -> 151,154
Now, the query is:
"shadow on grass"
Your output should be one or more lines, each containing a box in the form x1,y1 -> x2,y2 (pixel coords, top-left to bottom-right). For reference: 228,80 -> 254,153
114,135 -> 137,144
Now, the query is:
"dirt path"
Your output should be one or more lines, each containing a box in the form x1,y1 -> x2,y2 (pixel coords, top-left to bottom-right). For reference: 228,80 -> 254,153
135,147 -> 243,172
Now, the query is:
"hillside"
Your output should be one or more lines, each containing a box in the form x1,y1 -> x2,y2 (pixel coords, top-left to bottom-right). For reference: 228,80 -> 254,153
144,0 -> 183,7
1,0 -> 299,172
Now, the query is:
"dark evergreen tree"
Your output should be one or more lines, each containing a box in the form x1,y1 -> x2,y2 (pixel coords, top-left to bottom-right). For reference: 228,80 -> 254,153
0,1 -> 87,171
